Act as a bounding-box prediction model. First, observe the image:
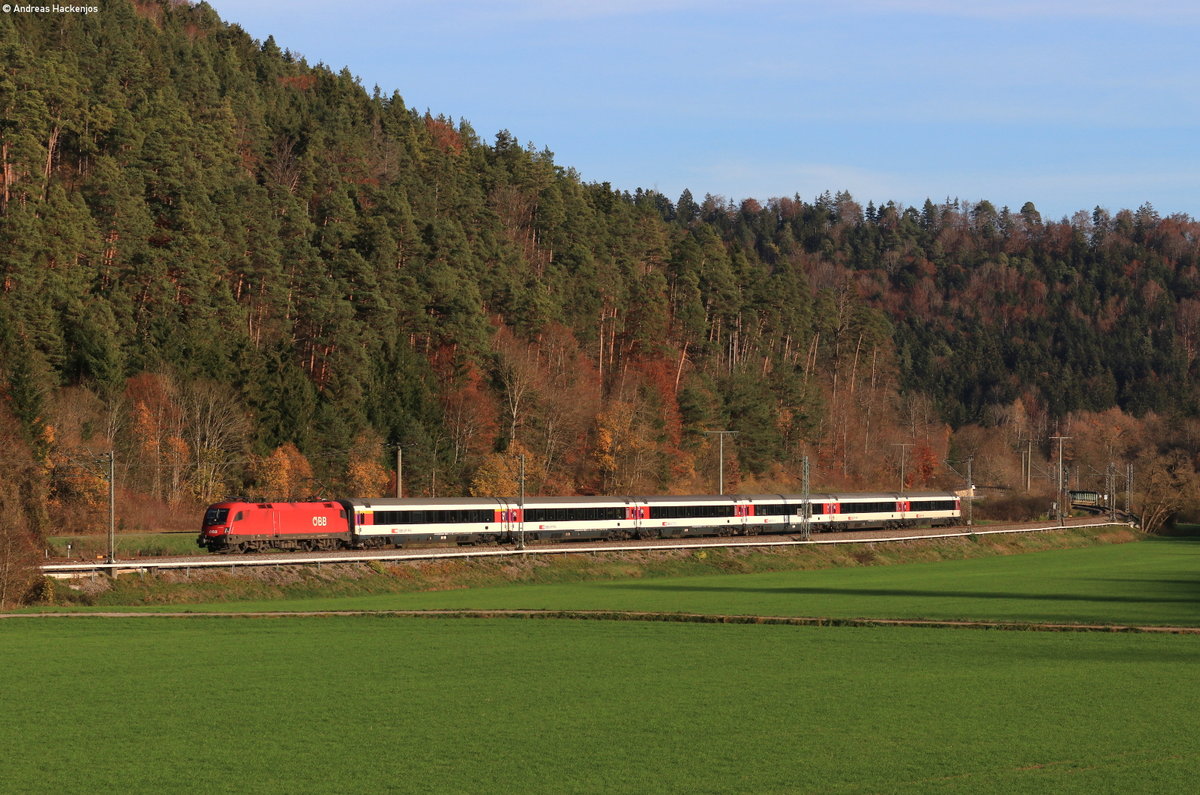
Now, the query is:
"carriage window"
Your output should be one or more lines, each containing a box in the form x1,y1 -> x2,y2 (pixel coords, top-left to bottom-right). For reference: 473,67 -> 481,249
650,504 -> 737,519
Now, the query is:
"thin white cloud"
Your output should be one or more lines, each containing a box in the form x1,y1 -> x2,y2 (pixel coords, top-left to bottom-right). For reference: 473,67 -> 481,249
491,0 -> 1200,22
856,0 -> 1200,21
239,0 -> 744,22
469,0 -> 1200,20
514,0 -> 715,14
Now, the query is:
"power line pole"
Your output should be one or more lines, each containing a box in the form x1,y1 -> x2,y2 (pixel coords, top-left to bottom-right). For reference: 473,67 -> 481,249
60,448 -> 117,565
945,456 -> 974,527
103,451 -> 115,565
1025,439 -> 1032,492
395,445 -> 403,499
892,443 -> 912,495
1107,462 -> 1117,522
1019,444 -> 1025,493
1050,435 -> 1070,526
800,455 -> 811,540
518,453 -> 526,551
966,456 -> 973,526
703,430 -> 738,495
1126,462 -> 1134,522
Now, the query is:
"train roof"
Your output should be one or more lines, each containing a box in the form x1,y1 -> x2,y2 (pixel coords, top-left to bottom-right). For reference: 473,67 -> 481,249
206,499 -> 342,508
641,492 -> 956,501
346,497 -> 508,508
342,491 -> 958,509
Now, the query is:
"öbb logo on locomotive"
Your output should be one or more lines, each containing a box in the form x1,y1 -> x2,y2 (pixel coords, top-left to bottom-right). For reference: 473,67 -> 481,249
198,492 -> 962,553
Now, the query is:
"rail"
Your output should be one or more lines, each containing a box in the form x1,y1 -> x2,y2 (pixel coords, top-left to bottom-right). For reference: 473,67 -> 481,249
40,519 -> 1132,577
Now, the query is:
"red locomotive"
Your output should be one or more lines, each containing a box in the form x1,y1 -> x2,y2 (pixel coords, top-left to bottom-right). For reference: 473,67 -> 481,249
199,500 -> 351,552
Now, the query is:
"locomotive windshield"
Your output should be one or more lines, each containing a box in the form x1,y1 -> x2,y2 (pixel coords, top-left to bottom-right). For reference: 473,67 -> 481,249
203,507 -> 229,526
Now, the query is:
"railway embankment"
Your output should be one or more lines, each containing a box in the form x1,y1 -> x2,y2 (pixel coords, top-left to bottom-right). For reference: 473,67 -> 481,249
34,524 -> 1140,609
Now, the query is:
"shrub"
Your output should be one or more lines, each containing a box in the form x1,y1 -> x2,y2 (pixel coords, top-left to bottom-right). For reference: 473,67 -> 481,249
974,494 -> 1052,522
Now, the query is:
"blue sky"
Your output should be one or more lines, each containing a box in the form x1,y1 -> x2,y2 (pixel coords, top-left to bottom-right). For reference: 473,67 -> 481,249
205,0 -> 1199,220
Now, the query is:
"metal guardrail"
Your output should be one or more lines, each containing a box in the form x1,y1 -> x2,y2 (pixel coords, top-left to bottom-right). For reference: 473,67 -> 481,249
40,520 -> 1131,577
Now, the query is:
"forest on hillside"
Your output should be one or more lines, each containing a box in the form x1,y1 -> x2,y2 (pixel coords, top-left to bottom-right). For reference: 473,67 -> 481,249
2,0 -> 1200,554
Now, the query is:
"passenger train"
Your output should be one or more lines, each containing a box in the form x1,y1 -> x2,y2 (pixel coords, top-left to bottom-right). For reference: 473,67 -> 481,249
198,492 -> 962,553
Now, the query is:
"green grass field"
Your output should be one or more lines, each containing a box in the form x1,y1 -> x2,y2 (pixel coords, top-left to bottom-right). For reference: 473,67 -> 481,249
135,537 -> 1200,628
47,531 -> 199,559
8,536 -> 1200,792
2,616 -> 1198,792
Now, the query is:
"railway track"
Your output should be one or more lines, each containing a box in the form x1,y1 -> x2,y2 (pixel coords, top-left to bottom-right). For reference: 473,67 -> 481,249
41,516 -> 1128,577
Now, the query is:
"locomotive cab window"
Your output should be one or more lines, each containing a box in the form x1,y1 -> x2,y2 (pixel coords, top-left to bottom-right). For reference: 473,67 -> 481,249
204,508 -> 229,525
233,511 -> 244,522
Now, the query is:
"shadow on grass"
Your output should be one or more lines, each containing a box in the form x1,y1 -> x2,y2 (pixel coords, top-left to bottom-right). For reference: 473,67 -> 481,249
1158,525 -> 1200,538
612,582 -> 1200,605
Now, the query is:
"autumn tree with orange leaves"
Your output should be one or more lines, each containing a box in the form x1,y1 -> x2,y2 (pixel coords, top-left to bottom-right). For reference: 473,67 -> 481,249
345,432 -> 390,497
249,443 -> 315,500
469,441 -> 545,498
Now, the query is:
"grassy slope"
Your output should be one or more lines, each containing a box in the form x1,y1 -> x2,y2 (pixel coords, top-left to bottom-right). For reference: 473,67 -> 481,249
342,535 -> 1200,627
2,617 -> 1198,793
94,535 -> 1199,629
42,526 -> 1153,614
